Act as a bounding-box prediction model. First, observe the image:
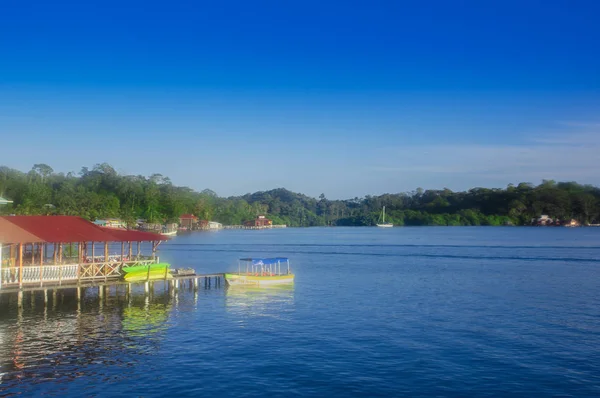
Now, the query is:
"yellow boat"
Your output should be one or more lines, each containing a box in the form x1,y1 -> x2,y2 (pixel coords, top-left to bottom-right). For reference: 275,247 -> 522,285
225,257 -> 294,286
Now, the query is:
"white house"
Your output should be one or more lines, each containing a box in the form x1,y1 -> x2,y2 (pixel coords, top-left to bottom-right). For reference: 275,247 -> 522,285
208,221 -> 222,230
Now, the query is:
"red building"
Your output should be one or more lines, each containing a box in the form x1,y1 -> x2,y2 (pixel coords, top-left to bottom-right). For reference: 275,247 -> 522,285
244,215 -> 272,228
179,214 -> 199,229
0,215 -> 166,290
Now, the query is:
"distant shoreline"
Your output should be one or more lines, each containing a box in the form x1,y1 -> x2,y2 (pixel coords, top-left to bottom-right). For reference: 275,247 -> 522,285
1,164 -> 598,228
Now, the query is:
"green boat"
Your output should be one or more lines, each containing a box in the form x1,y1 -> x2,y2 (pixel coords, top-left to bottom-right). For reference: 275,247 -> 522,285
122,262 -> 173,282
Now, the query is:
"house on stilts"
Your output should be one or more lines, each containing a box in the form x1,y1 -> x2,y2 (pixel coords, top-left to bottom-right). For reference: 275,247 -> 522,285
0,216 -> 167,291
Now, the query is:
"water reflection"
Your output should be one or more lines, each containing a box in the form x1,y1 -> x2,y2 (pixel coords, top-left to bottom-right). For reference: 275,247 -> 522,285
224,285 -> 295,319
0,288 -> 173,394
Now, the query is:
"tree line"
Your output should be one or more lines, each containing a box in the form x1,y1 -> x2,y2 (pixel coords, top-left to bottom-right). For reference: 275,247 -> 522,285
1,163 -> 599,227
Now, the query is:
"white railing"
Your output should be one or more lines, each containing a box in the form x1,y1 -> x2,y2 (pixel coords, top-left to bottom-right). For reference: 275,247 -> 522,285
0,258 -> 159,287
1,264 -> 78,286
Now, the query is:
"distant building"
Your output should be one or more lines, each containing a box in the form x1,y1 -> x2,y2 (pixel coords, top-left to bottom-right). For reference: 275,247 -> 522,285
197,220 -> 209,230
94,218 -> 126,229
139,222 -> 162,232
564,219 -> 581,227
244,215 -> 273,228
208,221 -> 222,230
531,215 -> 553,226
179,214 -> 199,229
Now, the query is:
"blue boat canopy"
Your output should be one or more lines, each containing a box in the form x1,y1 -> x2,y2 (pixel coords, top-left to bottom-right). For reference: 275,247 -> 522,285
239,257 -> 289,265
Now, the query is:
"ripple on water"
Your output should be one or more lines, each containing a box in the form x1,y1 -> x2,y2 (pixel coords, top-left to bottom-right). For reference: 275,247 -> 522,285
1,227 -> 600,396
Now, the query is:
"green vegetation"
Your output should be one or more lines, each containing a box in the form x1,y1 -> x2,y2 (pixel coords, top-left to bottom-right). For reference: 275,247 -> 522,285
1,164 -> 599,226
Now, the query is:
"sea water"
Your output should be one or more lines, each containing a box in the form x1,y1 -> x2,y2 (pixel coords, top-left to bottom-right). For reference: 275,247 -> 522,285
1,227 -> 599,396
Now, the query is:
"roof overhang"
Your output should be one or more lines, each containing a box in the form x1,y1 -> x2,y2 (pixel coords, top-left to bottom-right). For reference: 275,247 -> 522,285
0,216 -> 168,244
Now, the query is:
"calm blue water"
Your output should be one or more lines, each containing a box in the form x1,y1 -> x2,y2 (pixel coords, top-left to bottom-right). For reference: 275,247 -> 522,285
1,227 -> 600,397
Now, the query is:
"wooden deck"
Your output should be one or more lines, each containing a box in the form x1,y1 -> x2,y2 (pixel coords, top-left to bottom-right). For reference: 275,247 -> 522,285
0,272 -> 226,306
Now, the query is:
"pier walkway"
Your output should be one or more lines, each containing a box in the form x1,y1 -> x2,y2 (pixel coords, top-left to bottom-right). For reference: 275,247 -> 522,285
0,272 -> 225,308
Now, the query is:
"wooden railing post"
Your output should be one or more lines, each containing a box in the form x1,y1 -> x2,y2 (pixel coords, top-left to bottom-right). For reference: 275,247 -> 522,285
104,241 -> 108,282
77,242 -> 83,283
18,243 -> 23,289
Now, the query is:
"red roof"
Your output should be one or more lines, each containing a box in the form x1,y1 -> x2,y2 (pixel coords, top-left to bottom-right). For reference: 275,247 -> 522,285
0,218 -> 43,244
0,216 -> 167,244
99,227 -> 167,242
179,214 -> 198,220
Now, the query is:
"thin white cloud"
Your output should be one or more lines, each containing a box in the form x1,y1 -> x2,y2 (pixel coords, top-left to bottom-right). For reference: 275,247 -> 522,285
371,130 -> 600,187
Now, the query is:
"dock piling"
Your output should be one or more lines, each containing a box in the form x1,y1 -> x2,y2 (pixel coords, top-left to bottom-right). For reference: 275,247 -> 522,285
3,272 -> 226,309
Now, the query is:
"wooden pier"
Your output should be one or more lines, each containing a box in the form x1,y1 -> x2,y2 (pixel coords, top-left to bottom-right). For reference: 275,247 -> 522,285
0,272 -> 226,308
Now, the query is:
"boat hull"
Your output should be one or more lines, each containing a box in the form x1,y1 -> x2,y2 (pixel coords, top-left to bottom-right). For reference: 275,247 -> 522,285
122,263 -> 172,282
376,223 -> 394,228
225,273 -> 295,286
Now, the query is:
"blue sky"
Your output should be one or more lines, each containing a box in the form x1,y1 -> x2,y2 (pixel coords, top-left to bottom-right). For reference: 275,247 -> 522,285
1,0 -> 599,198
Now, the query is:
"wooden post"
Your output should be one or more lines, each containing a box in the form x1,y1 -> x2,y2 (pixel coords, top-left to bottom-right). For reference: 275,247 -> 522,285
18,243 -> 23,288
90,241 -> 95,279
39,243 -> 44,286
104,242 -> 108,280
5,244 -> 13,286
17,291 -> 23,308
58,243 -> 63,264
147,241 -> 154,281
137,241 -> 140,259
77,242 -> 82,282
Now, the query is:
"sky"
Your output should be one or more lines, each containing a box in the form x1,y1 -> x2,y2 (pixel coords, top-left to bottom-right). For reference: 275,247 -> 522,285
1,0 -> 599,199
